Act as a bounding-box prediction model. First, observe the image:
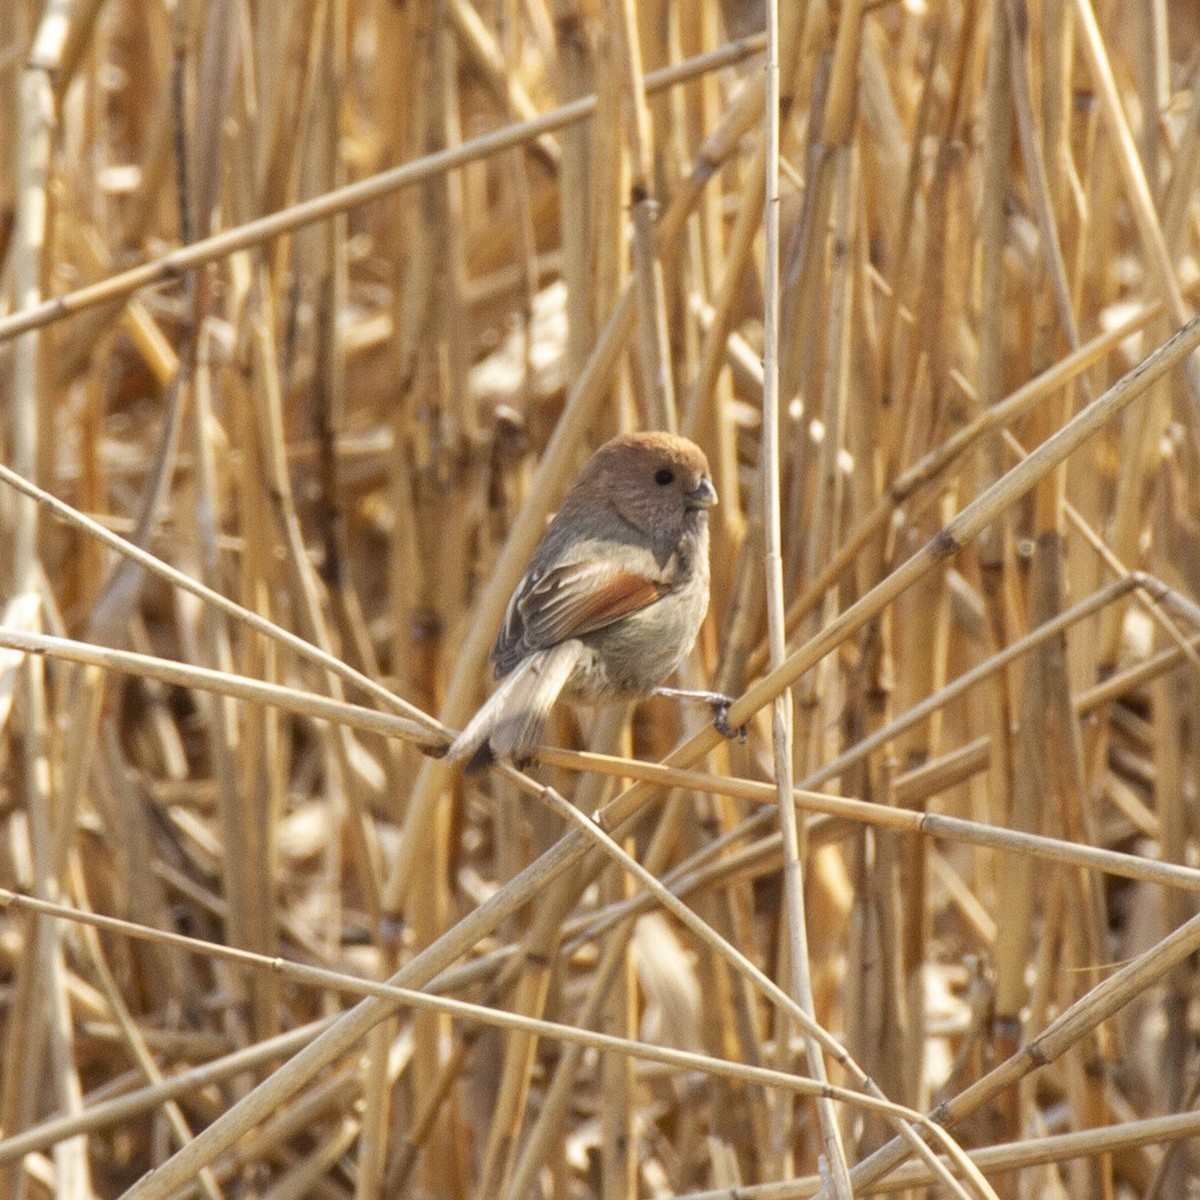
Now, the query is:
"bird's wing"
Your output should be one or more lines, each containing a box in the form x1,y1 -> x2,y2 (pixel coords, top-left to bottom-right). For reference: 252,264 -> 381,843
491,559 -> 669,676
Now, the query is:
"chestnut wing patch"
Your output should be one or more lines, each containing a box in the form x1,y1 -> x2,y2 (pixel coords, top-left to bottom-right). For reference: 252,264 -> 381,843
492,560 -> 669,675
524,561 -> 669,642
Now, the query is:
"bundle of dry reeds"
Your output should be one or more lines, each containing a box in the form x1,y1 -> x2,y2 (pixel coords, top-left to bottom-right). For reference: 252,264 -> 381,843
2,0 -> 1200,1196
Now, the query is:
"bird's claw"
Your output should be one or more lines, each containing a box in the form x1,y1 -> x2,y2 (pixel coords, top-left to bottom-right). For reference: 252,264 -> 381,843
710,697 -> 747,742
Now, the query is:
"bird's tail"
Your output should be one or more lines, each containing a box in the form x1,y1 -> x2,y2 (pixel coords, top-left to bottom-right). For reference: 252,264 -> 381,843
447,641 -> 582,773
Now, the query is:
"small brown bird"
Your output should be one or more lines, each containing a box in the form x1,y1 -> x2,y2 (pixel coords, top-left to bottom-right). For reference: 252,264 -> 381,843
448,431 -> 724,772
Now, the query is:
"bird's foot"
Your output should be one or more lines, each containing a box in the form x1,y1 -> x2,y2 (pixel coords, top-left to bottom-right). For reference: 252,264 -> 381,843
655,687 -> 747,742
711,698 -> 748,742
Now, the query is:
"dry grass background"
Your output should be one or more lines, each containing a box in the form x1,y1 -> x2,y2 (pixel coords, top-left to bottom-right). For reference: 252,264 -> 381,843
2,0 -> 1200,1196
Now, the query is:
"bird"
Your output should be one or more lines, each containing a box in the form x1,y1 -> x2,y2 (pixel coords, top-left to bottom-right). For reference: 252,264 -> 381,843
447,431 -> 727,772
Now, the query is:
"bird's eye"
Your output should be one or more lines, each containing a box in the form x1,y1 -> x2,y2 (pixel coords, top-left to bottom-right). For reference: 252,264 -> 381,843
654,468 -> 674,486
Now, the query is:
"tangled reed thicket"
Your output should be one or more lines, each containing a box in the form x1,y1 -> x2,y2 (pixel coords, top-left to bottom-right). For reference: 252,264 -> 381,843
2,0 -> 1200,1197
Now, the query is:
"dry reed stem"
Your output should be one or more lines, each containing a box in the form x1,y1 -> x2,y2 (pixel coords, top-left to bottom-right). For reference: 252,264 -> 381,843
675,1111 -> 1200,1200
762,0 -> 854,1194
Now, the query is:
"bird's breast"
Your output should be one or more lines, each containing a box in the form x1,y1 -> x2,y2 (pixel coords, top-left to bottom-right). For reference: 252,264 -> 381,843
563,546 -> 710,703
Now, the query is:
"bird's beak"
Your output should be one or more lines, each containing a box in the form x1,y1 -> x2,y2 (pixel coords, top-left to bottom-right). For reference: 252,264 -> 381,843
685,477 -> 718,510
